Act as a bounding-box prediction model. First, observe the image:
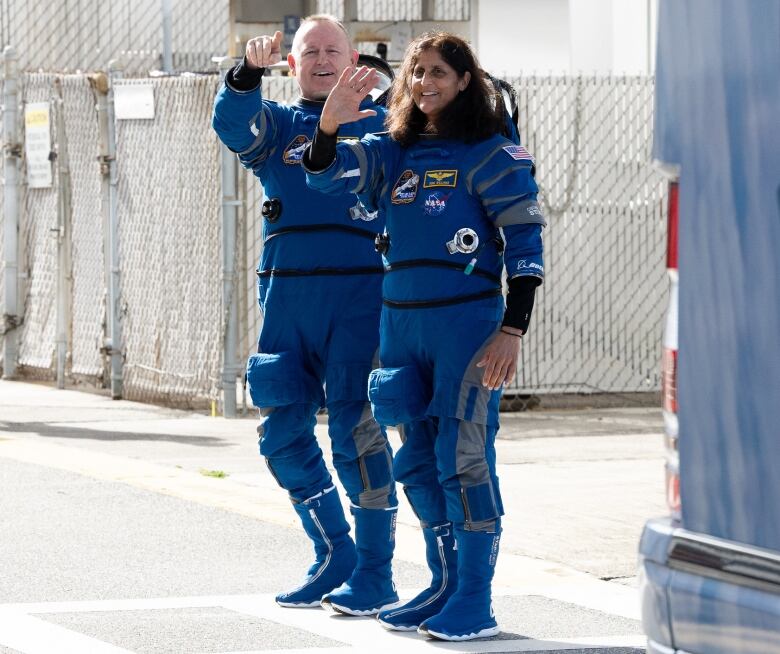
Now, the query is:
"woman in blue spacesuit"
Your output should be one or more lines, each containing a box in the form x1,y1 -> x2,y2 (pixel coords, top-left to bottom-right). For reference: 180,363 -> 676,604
304,32 -> 545,642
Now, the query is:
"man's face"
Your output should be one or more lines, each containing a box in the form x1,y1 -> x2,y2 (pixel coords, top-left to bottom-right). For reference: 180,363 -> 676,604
288,21 -> 357,101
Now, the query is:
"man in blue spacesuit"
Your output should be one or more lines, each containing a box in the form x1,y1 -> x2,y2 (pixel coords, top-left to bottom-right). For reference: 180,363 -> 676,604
211,16 -> 398,616
304,32 -> 545,641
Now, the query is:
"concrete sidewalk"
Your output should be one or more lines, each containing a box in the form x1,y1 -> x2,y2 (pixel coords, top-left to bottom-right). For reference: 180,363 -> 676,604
0,379 -> 665,579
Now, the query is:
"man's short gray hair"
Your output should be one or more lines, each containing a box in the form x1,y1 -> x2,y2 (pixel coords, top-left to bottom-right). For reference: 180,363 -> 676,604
292,14 -> 353,53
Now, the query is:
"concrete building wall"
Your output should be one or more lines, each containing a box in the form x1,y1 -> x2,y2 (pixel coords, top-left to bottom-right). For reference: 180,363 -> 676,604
475,0 -> 572,76
475,0 -> 656,76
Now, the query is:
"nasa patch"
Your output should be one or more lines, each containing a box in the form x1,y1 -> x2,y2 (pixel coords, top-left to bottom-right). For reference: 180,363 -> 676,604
391,169 -> 419,204
283,135 -> 310,165
423,191 -> 451,216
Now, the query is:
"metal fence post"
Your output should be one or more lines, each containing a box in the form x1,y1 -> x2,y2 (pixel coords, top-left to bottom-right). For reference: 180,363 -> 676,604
219,58 -> 239,418
53,78 -> 73,389
92,72 -> 110,387
2,46 -> 20,379
104,60 -> 124,398
161,0 -> 173,73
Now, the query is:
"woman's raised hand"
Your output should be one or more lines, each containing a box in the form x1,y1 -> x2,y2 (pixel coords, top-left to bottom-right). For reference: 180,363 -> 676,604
319,66 -> 380,134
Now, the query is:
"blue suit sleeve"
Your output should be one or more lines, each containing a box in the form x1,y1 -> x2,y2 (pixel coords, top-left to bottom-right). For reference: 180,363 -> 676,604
469,142 -> 546,229
304,133 -> 384,203
469,141 -> 545,282
211,72 -> 280,175
503,224 -> 544,282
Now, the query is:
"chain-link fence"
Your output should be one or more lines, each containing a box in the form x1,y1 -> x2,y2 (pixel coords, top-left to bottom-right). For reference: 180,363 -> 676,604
1,65 -> 226,407
315,0 -> 470,21
0,73 -> 5,371
113,76 -> 223,406
0,0 -> 468,78
1,61 -> 666,411
510,75 -> 666,406
0,0 -> 228,75
17,73 -> 59,377
62,74 -> 105,381
0,73 -> 5,374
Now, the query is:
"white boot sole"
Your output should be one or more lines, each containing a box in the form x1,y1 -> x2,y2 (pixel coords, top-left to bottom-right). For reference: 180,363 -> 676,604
275,598 -> 323,608
322,598 -> 402,617
377,617 -> 418,631
418,624 -> 500,641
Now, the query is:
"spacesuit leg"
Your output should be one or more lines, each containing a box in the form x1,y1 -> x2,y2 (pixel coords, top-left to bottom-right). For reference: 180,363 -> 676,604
319,362 -> 399,615
419,416 -> 503,639
419,519 -> 502,641
248,351 -> 355,606
377,419 -> 458,630
418,308 -> 505,640
273,486 -> 357,607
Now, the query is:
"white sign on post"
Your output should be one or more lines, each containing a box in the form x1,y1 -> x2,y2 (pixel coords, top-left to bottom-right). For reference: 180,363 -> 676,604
114,84 -> 156,120
24,102 -> 53,189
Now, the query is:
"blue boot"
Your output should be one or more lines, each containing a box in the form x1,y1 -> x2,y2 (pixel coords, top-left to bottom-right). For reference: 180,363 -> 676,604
418,524 -> 502,640
377,522 -> 457,631
276,486 -> 357,608
321,506 -> 399,615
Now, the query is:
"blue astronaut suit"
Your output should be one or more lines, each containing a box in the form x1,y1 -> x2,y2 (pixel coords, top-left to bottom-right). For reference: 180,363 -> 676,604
212,64 -> 398,615
305,132 -> 545,638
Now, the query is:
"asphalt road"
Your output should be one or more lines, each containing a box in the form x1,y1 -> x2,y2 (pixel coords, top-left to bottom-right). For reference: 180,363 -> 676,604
0,379 -> 665,653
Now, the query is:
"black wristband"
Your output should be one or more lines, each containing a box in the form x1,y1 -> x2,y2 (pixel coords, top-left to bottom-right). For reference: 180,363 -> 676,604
226,56 -> 265,92
303,123 -> 339,171
502,275 -> 541,332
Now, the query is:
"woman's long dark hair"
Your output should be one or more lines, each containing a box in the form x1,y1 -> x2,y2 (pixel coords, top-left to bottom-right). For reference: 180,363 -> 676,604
386,32 -> 505,146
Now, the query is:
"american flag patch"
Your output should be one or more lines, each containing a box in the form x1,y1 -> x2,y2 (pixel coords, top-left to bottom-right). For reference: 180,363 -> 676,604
503,145 -> 534,162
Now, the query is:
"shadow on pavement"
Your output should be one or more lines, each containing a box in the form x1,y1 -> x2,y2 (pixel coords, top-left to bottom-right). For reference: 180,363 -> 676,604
0,421 -> 232,447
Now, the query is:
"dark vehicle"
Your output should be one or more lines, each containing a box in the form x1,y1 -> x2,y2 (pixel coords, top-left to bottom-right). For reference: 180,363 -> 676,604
638,1 -> 780,653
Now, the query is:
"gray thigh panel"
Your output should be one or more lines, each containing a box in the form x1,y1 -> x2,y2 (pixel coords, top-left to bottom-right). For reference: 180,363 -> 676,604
455,420 -> 491,486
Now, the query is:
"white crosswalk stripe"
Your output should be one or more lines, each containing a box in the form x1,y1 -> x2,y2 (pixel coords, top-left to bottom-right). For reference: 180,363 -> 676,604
0,593 -> 644,653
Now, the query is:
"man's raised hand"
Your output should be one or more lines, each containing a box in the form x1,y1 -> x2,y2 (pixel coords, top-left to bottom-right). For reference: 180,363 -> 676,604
245,31 -> 283,69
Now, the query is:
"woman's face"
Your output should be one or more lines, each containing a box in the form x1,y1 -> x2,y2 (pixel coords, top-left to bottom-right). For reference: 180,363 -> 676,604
410,48 -> 471,120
